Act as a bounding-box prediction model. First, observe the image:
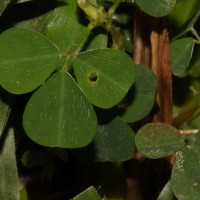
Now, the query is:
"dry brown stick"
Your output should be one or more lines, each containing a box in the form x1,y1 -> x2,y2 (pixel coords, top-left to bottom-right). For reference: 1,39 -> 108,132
126,9 -> 173,200
150,18 -> 173,125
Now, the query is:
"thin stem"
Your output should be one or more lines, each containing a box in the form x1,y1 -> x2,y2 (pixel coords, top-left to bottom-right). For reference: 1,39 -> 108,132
62,22 -> 96,70
108,0 -> 121,17
191,27 -> 200,43
109,25 -> 124,49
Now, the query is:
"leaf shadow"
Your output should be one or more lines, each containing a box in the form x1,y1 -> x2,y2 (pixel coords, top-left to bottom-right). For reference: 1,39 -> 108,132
0,0 -> 67,32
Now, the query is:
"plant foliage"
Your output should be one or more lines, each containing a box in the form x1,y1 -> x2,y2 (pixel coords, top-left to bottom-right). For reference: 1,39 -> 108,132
0,0 -> 200,199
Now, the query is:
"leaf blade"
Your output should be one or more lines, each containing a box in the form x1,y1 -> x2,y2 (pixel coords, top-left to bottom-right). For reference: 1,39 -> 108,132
73,49 -> 136,108
23,71 -> 97,148
136,123 -> 185,159
0,28 -> 60,94
0,128 -> 19,200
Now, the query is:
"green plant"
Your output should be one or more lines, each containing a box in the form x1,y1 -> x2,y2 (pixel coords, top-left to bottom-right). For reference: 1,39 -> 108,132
0,0 -> 200,200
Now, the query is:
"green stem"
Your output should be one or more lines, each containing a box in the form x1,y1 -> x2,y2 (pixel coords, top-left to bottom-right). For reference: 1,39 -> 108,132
109,25 -> 124,50
108,0 -> 121,17
63,22 -> 96,71
191,27 -> 200,43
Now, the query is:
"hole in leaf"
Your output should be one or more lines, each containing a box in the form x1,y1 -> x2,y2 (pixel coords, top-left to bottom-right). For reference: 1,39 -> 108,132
88,71 -> 98,83
184,137 -> 194,146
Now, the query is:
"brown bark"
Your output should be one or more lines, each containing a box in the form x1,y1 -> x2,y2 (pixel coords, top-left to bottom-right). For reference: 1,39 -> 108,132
150,18 -> 172,124
125,8 -> 173,200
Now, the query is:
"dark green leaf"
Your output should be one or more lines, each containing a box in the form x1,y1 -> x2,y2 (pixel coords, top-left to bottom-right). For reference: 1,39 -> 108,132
42,0 -> 88,52
0,0 -> 12,16
98,0 -> 134,2
157,181 -> 176,200
21,151 -> 49,168
0,87 -> 14,137
73,49 -> 136,108
168,0 -> 200,30
0,28 -> 60,94
23,71 -> 97,148
94,116 -> 136,162
73,186 -> 102,200
0,128 -> 19,200
121,65 -> 157,123
171,133 -> 200,200
82,27 -> 108,51
170,38 -> 195,76
136,123 -> 185,159
135,0 -> 177,17
188,46 -> 200,78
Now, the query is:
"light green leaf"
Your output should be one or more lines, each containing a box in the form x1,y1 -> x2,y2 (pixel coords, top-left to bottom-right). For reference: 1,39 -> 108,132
0,28 -> 60,94
0,128 -> 19,200
168,0 -> 200,30
171,133 -> 200,200
157,181 -> 176,200
136,123 -> 185,159
73,186 -> 102,200
135,0 -> 176,17
121,65 -> 157,123
0,0 -> 12,16
19,183 -> 28,200
23,71 -> 97,148
170,37 -> 195,76
94,116 -> 136,162
73,49 -> 136,108
0,87 -> 14,137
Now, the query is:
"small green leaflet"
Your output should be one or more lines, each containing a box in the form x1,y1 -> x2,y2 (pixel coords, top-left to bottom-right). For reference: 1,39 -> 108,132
170,37 -> 195,76
136,123 -> 185,159
121,65 -> 157,123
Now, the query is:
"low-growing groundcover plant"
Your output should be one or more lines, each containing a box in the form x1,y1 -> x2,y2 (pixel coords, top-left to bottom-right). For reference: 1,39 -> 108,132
0,0 -> 200,199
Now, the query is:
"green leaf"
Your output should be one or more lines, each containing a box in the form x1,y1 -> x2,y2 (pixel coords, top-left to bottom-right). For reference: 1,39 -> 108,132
73,186 -> 102,200
23,71 -> 97,148
73,49 -> 136,108
19,183 -> 28,200
170,10 -> 200,40
82,27 -> 108,51
0,87 -> 14,137
188,46 -> 200,78
0,128 -> 19,200
0,28 -> 60,94
168,0 -> 200,29
136,123 -> 185,159
0,0 -> 12,16
42,0 -> 88,52
135,0 -> 177,17
171,133 -> 200,200
157,181 -> 176,200
98,0 -> 134,2
94,116 -> 136,162
170,37 -> 195,76
121,65 -> 157,123
21,151 -> 49,168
